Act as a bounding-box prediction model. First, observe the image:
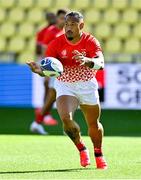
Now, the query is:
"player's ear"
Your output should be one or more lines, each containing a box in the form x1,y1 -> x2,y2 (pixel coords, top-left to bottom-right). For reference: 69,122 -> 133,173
80,22 -> 84,30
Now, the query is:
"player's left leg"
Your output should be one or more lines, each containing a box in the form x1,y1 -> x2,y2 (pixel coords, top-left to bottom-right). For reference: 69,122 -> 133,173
42,78 -> 58,126
41,87 -> 58,125
80,103 -> 108,169
56,95 -> 90,167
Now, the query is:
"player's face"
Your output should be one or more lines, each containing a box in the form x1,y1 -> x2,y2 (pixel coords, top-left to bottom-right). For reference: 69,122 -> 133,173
65,16 -> 83,41
57,13 -> 66,28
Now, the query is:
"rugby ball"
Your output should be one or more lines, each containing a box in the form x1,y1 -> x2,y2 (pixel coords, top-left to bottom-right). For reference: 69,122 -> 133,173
40,57 -> 63,77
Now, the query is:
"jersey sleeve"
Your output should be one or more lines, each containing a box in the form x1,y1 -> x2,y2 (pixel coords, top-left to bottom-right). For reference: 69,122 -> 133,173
87,37 -> 102,58
42,30 -> 54,45
44,39 -> 58,58
36,27 -> 47,45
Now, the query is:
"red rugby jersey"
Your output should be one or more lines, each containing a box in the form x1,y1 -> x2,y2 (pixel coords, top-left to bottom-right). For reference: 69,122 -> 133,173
42,25 -> 64,45
36,26 -> 49,45
45,32 -> 102,82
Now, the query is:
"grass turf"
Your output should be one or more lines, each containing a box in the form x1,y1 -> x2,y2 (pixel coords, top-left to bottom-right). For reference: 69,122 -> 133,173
0,135 -> 141,179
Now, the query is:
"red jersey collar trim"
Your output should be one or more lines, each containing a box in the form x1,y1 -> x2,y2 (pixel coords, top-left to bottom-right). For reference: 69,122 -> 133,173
64,32 -> 84,46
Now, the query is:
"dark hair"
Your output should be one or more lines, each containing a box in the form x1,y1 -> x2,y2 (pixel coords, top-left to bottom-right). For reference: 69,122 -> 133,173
65,11 -> 83,20
56,9 -> 68,16
45,12 -> 56,19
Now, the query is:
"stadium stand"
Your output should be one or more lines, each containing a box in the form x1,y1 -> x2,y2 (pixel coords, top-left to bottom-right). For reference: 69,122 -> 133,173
27,8 -> 44,24
85,9 -> 101,25
104,9 -> 120,25
133,24 -> 141,39
124,38 -> 140,54
0,38 -> 6,52
94,23 -> 111,39
92,0 -> 109,10
0,0 -> 16,9
8,37 -> 26,54
36,0 -> 53,10
73,0 -> 90,9
112,0 -> 129,10
0,9 -> 6,23
0,0 -> 141,63
55,0 -> 71,9
18,23 -> 35,38
130,0 -> 141,10
122,8 -> 139,25
105,38 -> 122,53
8,8 -> 25,23
17,0 -> 35,10
18,51 -> 35,64
0,22 -> 16,38
114,23 -> 131,39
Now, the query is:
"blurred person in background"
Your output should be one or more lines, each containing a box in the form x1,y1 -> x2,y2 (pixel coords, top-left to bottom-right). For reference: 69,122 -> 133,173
27,11 -> 107,169
30,9 -> 68,135
35,12 -> 56,59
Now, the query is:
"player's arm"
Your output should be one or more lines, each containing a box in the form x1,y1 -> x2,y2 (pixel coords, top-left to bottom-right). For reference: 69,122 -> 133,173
72,50 -> 104,70
26,39 -> 58,76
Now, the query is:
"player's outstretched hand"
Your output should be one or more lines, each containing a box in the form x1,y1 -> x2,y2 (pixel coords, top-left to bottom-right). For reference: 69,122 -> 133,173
72,50 -> 85,65
26,60 -> 44,76
72,50 -> 94,68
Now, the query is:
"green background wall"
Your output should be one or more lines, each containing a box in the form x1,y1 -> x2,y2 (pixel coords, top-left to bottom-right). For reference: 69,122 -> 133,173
0,108 -> 141,136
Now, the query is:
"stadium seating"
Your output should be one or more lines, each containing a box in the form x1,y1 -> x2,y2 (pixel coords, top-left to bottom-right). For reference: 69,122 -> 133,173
105,38 -> 122,53
92,0 -> 109,10
17,0 -> 35,10
73,0 -> 90,9
18,23 -> 35,38
8,8 -> 25,23
0,22 -> 16,38
18,51 -> 35,64
112,0 -> 129,10
35,0 -> 53,10
133,24 -> 141,39
27,8 -> 44,24
124,38 -> 140,53
0,0 -> 16,9
0,0 -> 141,63
85,9 -> 101,25
94,23 -> 111,39
26,38 -> 35,52
130,0 -> 141,10
104,9 -> 120,25
0,38 -> 6,51
114,23 -> 131,39
8,37 -> 26,53
0,9 -> 6,23
122,9 -> 139,25
55,0 -> 71,9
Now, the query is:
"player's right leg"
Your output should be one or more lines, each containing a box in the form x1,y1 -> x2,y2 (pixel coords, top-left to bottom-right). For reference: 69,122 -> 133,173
30,77 -> 49,134
42,87 -> 57,126
56,95 -> 90,167
80,103 -> 107,169
30,78 -> 56,134
42,77 -> 57,125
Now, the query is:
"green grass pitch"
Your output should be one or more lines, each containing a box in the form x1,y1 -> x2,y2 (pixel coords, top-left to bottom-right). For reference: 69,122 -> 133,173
0,135 -> 141,179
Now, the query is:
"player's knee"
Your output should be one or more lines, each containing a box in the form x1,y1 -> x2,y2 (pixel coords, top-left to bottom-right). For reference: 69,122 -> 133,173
89,120 -> 100,129
89,121 -> 103,131
61,114 -> 72,124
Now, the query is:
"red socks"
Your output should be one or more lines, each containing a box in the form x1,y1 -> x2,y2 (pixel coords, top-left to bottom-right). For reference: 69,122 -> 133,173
94,148 -> 103,157
75,141 -> 87,152
35,108 -> 49,124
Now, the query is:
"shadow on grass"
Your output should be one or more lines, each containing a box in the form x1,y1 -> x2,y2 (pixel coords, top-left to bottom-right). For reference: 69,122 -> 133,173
0,168 -> 94,174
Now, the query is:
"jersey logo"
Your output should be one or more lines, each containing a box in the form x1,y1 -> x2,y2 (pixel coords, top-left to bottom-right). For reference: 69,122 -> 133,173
61,49 -> 67,58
